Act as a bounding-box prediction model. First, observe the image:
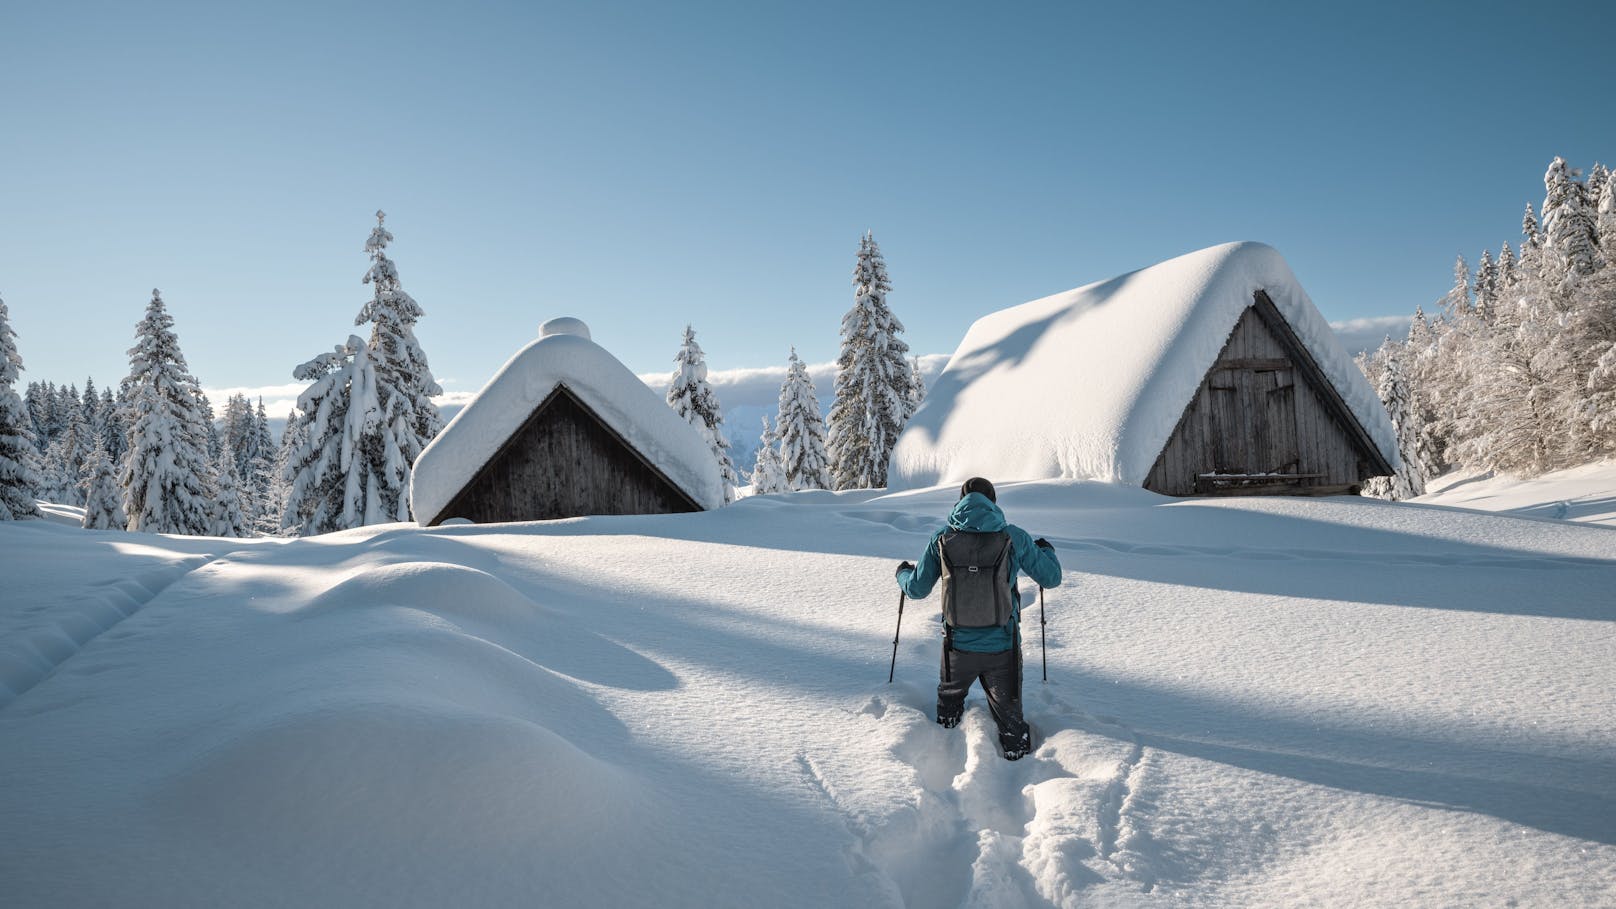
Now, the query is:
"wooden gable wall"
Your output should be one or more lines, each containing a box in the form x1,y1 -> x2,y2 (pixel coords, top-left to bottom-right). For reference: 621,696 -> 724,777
428,385 -> 702,526
1143,293 -> 1392,497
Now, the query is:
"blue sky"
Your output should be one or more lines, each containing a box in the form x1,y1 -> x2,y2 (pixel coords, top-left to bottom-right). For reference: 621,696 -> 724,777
1,0 -> 1610,412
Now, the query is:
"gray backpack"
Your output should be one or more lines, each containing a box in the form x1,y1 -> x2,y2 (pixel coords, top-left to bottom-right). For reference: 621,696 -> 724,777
939,530 -> 1014,628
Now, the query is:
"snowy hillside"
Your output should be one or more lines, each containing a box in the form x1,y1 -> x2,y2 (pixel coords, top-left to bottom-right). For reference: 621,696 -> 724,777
2,484 -> 1613,907
1415,460 -> 1616,527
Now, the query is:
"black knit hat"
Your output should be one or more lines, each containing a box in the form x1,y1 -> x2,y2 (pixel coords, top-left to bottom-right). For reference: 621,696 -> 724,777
960,477 -> 996,502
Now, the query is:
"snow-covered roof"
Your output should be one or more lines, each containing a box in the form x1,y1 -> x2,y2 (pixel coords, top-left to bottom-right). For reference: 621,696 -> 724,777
411,318 -> 725,522
889,242 -> 1400,490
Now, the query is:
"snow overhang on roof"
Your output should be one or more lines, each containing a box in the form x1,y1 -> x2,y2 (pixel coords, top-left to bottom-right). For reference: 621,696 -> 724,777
888,241 -> 1401,490
410,318 -> 725,522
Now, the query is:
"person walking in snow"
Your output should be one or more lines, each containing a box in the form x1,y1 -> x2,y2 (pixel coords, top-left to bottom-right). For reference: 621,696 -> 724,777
895,477 -> 1061,761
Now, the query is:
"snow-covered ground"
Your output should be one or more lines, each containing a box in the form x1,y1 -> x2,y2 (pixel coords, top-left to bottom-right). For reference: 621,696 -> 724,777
1416,460 -> 1616,527
2,482 -> 1613,907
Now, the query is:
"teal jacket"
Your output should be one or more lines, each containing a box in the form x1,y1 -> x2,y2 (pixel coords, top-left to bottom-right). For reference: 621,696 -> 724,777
896,493 -> 1063,652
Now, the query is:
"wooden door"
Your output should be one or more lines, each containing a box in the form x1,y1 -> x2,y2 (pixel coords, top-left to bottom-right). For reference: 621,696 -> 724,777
1208,365 -> 1299,476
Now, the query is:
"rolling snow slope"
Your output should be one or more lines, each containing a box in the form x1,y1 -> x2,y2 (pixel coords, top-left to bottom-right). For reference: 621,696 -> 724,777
1,482 -> 1613,908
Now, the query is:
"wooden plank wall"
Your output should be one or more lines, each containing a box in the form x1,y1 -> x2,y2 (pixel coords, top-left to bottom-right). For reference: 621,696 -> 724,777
432,387 -> 701,525
1144,306 -> 1374,496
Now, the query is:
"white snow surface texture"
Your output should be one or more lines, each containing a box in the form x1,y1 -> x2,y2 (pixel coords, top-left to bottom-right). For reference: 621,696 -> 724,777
890,241 -> 1401,490
3,477 -> 1614,907
410,319 -> 725,522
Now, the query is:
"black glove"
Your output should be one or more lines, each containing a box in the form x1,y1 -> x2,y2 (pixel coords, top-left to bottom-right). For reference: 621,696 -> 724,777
1034,538 -> 1053,551
895,560 -> 915,579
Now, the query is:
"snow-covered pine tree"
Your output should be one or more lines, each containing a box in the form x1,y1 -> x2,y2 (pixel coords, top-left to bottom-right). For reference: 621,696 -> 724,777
1540,157 -> 1604,297
208,449 -> 250,537
79,444 -> 126,531
777,348 -> 832,491
194,390 -> 222,462
242,397 -> 276,531
97,386 -> 125,467
827,232 -> 910,490
266,410 -> 302,534
0,293 -> 41,520
23,382 -> 50,452
1473,249 -> 1498,322
1363,341 -> 1427,501
53,394 -> 94,500
282,335 -> 396,534
750,417 -> 788,495
666,325 -> 738,503
358,211 -> 443,453
1598,175 -> 1616,267
1497,242 -> 1519,298
81,378 -> 98,430
908,356 -> 927,415
1589,162 -> 1610,205
120,289 -> 216,534
1441,254 -> 1471,317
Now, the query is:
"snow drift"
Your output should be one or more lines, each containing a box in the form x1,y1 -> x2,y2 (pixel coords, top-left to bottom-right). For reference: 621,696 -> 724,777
889,241 -> 1400,490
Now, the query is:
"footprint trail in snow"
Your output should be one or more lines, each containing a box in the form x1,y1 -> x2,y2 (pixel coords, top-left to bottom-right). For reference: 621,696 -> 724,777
803,684 -> 1157,908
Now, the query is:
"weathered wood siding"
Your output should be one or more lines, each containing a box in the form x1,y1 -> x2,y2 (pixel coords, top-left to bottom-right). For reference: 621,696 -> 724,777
430,385 -> 701,525
1144,303 -> 1381,497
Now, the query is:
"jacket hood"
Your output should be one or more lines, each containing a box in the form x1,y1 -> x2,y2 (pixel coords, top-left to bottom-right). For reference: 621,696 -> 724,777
948,492 -> 1007,532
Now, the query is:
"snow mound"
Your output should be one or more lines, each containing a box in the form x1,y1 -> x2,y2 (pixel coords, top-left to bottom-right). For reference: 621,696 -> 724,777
410,323 -> 725,523
890,241 -> 1399,489
304,561 -> 548,623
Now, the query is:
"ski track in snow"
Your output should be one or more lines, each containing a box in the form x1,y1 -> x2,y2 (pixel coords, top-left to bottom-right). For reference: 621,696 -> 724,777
0,550 -> 235,710
803,685 -> 1158,908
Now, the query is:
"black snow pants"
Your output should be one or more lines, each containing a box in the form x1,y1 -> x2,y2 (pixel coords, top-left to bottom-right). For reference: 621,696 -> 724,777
937,635 -> 1029,752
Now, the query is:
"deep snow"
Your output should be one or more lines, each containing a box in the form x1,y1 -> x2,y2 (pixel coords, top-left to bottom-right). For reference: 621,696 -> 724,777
1,481 -> 1613,907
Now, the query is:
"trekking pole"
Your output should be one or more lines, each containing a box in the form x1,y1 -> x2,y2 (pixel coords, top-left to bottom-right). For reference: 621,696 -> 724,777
1039,586 -> 1048,683
888,592 -> 907,684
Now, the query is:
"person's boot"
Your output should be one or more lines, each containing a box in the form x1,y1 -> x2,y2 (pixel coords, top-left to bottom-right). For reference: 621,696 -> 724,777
937,707 -> 962,729
1000,730 -> 1031,760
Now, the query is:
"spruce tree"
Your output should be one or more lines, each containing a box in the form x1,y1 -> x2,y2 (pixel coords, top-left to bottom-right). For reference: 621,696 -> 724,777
0,293 -> 41,520
666,325 -> 738,502
1541,156 -> 1603,296
120,290 -> 216,534
1598,176 -> 1616,267
776,348 -> 832,491
97,387 -> 125,466
827,232 -> 910,489
749,417 -> 788,495
1473,249 -> 1498,322
1363,342 -> 1427,501
1441,254 -> 1471,316
908,356 -> 927,415
208,449 -> 250,537
23,382 -> 50,453
282,335 -> 393,534
358,210 -> 442,453
267,410 -> 302,535
79,445 -> 126,531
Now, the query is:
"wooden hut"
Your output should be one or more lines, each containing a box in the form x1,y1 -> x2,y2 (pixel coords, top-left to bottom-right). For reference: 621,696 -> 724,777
409,318 -> 724,525
888,242 -> 1400,497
